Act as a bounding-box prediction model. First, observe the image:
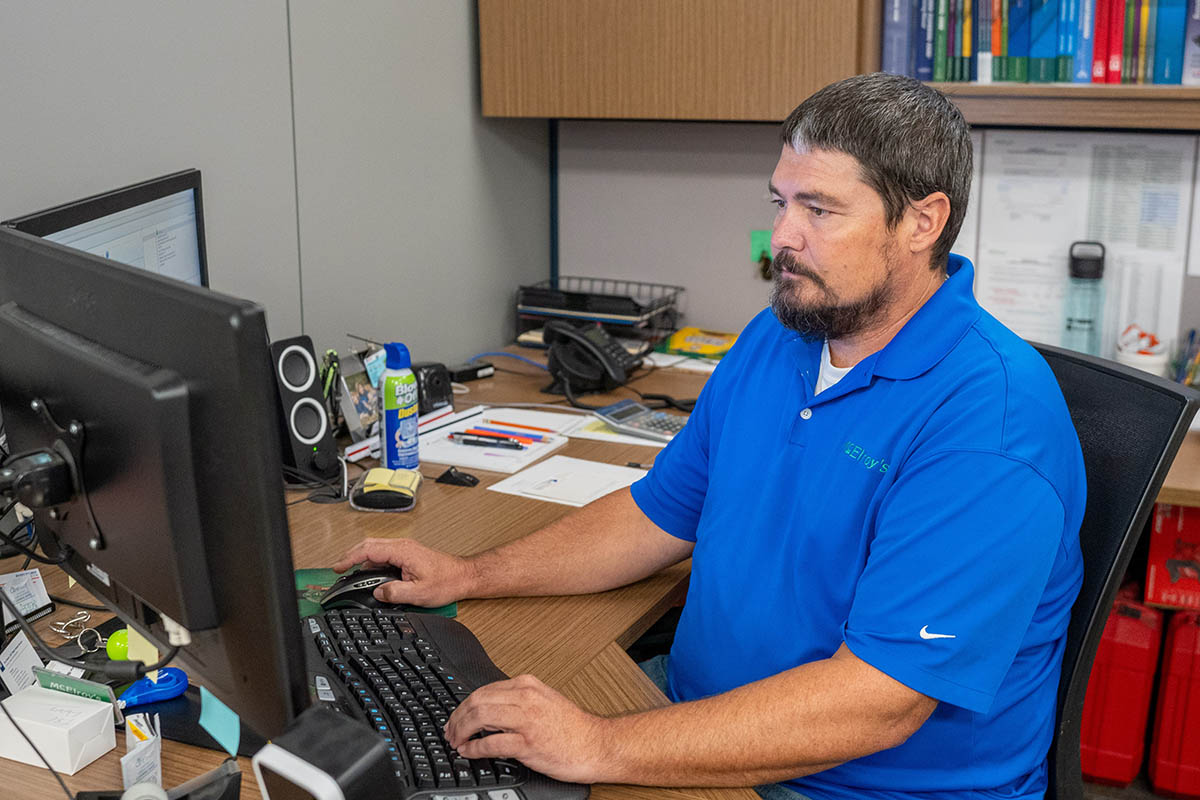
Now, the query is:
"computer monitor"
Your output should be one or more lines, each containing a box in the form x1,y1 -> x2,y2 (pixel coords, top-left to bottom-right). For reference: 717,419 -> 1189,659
0,226 -> 306,737
1,169 -> 208,287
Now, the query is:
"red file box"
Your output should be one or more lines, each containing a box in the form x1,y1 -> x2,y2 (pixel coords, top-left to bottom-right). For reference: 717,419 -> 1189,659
1150,612 -> 1200,798
1080,600 -> 1164,786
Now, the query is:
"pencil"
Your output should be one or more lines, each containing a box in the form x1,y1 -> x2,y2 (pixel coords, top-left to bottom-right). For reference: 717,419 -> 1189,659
482,419 -> 556,433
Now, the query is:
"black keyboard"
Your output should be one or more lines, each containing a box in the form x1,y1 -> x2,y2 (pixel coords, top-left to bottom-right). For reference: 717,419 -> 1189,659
303,608 -> 589,800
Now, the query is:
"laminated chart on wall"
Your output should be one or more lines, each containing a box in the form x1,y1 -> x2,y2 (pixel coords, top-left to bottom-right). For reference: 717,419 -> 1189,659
975,130 -> 1197,358
1190,162 -> 1200,278
949,129 -> 985,263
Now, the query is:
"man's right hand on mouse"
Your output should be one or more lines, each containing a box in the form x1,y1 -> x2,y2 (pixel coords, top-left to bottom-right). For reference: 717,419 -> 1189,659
333,537 -> 475,608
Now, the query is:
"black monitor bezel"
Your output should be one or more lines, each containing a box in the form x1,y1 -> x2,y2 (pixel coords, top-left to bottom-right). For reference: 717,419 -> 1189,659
0,226 -> 306,737
1,169 -> 209,288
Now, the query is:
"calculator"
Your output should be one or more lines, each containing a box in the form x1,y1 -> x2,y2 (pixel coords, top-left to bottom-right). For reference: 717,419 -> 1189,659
594,399 -> 688,443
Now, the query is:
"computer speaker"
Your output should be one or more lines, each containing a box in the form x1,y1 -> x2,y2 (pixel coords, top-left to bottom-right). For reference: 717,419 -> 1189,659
269,335 -> 340,481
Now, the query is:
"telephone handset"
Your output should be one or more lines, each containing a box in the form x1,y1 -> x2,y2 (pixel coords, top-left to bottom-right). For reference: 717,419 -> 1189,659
543,320 -> 643,394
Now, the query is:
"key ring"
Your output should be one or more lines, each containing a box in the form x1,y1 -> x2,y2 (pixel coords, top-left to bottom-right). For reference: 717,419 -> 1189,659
76,627 -> 106,655
50,611 -> 91,640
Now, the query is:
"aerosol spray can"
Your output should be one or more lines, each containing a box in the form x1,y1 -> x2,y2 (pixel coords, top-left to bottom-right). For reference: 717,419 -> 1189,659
380,342 -> 419,469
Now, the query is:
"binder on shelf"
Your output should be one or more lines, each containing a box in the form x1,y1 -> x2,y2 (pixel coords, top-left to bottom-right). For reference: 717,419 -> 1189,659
1107,0 -> 1127,81
1183,0 -> 1200,85
1073,0 -> 1097,80
1030,0 -> 1062,81
1153,0 -> 1189,83
1010,0 -> 1033,79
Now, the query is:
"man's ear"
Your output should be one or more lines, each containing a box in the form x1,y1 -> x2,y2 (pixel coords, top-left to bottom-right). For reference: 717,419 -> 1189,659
905,192 -> 951,257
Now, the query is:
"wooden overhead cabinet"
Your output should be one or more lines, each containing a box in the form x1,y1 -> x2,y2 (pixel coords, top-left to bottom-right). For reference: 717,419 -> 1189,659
477,0 -> 877,121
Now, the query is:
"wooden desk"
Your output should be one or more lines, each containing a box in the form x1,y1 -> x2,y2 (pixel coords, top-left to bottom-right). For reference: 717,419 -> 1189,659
4,360 -> 753,800
6,357 -> 1199,798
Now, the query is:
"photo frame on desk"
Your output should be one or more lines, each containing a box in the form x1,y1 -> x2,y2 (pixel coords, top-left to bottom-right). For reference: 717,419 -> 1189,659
338,352 -> 379,442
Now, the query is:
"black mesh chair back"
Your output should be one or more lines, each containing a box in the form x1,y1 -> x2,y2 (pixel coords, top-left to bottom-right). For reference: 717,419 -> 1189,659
1033,344 -> 1199,800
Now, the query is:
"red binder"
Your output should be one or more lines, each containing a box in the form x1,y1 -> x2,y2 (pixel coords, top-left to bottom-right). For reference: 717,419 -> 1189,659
1080,600 -> 1164,786
1150,612 -> 1200,798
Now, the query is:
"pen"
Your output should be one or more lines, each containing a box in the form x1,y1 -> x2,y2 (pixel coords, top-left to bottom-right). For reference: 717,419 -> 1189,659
463,427 -> 537,444
448,434 -> 524,450
472,425 -> 546,442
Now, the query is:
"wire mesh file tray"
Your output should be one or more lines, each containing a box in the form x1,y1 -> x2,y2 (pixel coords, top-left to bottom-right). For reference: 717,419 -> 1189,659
516,277 -> 684,344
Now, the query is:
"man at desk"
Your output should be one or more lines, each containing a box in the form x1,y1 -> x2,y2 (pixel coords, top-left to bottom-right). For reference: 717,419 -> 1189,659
336,73 -> 1085,800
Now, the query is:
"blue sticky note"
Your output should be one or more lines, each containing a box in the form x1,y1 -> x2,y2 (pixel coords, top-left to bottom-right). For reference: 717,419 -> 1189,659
199,686 -> 241,757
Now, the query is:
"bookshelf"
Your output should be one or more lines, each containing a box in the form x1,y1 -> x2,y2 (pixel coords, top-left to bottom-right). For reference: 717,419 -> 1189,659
935,83 -> 1200,130
478,0 -> 1200,132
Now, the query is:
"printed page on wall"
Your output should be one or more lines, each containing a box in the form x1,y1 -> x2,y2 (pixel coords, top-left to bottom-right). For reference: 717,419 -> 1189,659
950,129 -> 985,264
974,130 -> 1197,359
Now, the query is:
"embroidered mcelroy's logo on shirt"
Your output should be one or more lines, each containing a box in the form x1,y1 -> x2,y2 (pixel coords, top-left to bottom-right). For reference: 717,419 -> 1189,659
843,442 -> 889,473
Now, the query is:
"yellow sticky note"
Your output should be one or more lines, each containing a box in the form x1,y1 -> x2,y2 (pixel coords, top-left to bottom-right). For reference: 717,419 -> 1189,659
67,576 -> 76,588
127,627 -> 160,683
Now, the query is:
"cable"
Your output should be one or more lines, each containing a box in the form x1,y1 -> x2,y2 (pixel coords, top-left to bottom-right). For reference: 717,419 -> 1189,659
0,520 -> 69,565
0,701 -> 74,800
465,351 -> 549,371
0,587 -> 177,680
559,379 -> 609,410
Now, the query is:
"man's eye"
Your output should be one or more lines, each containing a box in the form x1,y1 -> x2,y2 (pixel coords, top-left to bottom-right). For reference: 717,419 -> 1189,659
771,198 -> 785,210
810,207 -> 827,217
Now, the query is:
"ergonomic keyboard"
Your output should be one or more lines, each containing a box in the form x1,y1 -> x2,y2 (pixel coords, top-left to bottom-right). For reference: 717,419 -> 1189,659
303,608 -> 589,800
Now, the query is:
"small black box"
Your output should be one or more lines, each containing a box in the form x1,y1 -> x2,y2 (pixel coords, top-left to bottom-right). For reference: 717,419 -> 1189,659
449,361 -> 495,382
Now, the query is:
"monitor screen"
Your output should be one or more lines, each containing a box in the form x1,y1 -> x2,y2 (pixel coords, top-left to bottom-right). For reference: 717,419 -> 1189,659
1,169 -> 208,287
0,226 -> 305,737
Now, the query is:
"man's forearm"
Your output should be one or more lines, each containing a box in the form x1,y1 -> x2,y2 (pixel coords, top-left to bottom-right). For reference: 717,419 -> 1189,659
593,646 -> 936,787
463,488 -> 693,599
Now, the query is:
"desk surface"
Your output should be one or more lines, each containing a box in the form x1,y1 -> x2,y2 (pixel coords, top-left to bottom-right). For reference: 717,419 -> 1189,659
6,356 -> 1200,799
5,359 -> 755,800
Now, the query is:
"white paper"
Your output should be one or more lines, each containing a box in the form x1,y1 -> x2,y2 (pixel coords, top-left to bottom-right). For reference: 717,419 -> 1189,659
1188,143 -> 1200,277
417,406 -> 568,474
951,129 -> 985,264
975,130 -> 1196,357
44,660 -> 87,679
0,568 -> 51,627
642,352 -> 719,373
121,712 -> 162,789
488,455 -> 646,507
563,416 -> 669,448
478,408 -> 584,434
0,630 -> 43,694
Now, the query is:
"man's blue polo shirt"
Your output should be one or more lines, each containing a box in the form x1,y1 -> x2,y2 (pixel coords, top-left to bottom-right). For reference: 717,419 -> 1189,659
630,256 -> 1085,799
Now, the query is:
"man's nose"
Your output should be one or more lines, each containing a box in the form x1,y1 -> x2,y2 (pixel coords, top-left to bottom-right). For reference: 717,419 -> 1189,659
772,210 -> 805,254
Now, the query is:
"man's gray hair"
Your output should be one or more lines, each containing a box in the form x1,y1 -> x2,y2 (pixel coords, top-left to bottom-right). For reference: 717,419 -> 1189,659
780,73 -> 972,271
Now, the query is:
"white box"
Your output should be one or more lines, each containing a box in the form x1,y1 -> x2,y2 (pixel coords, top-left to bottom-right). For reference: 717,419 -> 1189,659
0,685 -> 115,774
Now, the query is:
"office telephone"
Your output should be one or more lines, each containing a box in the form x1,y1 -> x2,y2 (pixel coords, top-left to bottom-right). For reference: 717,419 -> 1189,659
543,320 -> 643,394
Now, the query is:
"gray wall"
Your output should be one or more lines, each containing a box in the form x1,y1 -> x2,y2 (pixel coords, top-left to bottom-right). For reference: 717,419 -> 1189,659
0,2 -> 302,336
0,1 -> 550,363
559,120 -> 1200,341
559,121 -> 782,334
289,3 -> 549,363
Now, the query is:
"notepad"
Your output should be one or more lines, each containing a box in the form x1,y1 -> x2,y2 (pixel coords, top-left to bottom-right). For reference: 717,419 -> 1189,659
417,406 -> 568,474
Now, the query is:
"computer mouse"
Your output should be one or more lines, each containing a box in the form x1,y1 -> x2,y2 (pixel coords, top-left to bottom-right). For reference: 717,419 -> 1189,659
318,567 -> 405,610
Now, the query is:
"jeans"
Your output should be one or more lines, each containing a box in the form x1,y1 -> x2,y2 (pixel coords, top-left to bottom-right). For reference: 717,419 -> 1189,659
637,655 -> 815,800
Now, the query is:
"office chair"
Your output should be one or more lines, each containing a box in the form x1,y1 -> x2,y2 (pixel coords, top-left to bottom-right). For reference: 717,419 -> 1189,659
1033,343 -> 1200,800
